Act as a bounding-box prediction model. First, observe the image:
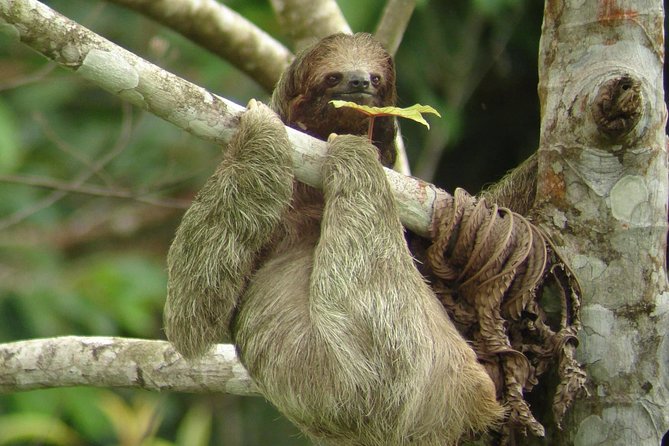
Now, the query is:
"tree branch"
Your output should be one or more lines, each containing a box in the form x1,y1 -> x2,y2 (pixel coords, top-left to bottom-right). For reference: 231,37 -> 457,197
0,0 -> 446,238
0,337 -> 258,395
374,0 -> 416,56
105,0 -> 293,91
0,173 -> 189,209
373,0 -> 416,176
269,0 -> 351,51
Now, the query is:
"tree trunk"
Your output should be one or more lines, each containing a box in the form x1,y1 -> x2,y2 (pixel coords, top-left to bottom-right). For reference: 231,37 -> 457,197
533,0 -> 668,444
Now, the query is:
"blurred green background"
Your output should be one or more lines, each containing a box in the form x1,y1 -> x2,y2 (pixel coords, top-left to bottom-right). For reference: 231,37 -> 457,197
0,0 -> 546,444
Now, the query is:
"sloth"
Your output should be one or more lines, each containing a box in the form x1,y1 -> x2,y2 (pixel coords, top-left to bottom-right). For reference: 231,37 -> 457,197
165,33 -> 503,445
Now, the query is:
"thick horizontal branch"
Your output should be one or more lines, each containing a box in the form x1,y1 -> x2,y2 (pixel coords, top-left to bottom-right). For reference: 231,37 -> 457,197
0,0 -> 447,238
0,337 -> 258,395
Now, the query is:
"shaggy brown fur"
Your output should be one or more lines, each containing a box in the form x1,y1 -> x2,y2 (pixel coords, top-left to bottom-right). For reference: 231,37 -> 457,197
480,152 -> 538,216
272,33 -> 397,167
165,33 -> 503,445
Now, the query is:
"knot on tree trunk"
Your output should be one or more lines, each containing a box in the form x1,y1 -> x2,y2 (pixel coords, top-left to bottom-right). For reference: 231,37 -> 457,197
425,188 -> 587,443
592,74 -> 642,140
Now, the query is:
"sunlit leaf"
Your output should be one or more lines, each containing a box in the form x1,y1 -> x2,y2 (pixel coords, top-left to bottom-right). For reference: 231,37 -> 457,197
0,413 -> 83,445
99,392 -> 163,446
176,403 -> 213,446
329,100 -> 441,129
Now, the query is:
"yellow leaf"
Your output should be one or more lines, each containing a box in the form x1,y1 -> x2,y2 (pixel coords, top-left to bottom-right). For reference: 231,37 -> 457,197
330,100 -> 441,129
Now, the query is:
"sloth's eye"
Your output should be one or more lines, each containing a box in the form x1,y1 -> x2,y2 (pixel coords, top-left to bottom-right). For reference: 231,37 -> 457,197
325,73 -> 342,86
370,74 -> 381,87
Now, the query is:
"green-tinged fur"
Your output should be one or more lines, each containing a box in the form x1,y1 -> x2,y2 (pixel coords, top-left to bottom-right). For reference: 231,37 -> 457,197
164,101 -> 294,356
165,33 -> 503,445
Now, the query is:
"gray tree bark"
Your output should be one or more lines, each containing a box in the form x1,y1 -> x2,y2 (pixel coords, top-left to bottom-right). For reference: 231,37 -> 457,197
269,0 -> 351,51
0,337 -> 257,395
533,1 -> 668,444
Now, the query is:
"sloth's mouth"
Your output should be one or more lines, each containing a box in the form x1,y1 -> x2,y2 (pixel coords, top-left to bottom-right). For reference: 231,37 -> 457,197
331,92 -> 375,105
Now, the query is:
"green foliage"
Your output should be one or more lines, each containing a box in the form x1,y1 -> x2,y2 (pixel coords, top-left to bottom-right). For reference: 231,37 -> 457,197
71,254 -> 166,336
6,388 -> 113,441
338,0 -> 385,30
174,403 -> 212,446
396,0 -> 542,187
0,99 -> 20,173
473,0 -> 523,17
0,413 -> 84,445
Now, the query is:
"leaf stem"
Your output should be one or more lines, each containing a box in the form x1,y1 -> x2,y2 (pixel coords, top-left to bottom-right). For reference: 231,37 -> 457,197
367,116 -> 376,142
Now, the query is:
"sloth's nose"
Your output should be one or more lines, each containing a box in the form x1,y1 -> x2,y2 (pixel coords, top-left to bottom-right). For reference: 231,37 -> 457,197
345,71 -> 370,90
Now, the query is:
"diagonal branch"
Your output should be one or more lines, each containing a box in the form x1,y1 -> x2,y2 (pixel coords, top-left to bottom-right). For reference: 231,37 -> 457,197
269,0 -> 351,51
105,0 -> 293,91
0,0 -> 446,238
374,0 -> 416,56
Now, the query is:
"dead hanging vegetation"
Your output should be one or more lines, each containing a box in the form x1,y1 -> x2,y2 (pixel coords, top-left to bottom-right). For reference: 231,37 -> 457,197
424,188 -> 588,443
